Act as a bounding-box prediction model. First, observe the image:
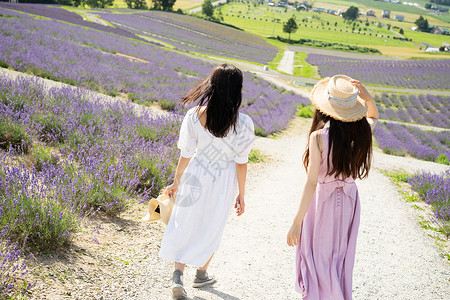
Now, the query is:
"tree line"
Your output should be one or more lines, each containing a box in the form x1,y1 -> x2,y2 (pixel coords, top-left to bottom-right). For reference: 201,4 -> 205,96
429,0 -> 450,6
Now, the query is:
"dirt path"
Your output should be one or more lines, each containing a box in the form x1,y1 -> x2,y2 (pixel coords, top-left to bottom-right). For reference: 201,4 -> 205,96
277,51 -> 295,75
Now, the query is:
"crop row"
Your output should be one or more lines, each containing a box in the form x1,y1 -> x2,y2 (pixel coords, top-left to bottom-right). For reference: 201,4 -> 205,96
408,170 -> 450,221
0,2 -> 142,41
306,54 -> 450,90
373,122 -> 449,164
375,93 -> 449,128
98,12 -> 277,65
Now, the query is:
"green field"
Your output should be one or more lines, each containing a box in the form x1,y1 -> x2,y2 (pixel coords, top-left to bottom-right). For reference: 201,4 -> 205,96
293,53 -> 319,78
218,2 -> 449,56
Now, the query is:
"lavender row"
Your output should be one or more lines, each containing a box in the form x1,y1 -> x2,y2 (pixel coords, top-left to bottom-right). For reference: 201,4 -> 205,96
375,93 -> 450,128
0,3 -> 143,41
408,170 -> 450,221
306,54 -> 450,90
99,12 -> 277,64
0,13 -> 210,106
373,122 -> 449,164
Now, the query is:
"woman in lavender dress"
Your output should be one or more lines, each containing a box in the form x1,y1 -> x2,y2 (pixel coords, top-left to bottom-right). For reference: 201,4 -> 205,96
287,75 -> 379,300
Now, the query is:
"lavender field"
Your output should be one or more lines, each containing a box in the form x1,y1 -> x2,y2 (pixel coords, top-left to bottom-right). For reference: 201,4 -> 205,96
0,11 -> 307,136
374,122 -> 449,164
99,11 -> 278,64
306,54 -> 450,90
0,74 -> 181,293
375,93 -> 450,128
0,2 -> 143,41
408,170 -> 450,222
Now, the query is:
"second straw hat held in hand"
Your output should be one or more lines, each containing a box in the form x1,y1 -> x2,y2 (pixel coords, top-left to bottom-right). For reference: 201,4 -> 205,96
311,75 -> 367,122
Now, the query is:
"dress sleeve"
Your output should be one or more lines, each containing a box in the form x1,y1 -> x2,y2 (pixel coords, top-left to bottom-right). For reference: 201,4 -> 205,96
177,110 -> 197,158
234,115 -> 255,164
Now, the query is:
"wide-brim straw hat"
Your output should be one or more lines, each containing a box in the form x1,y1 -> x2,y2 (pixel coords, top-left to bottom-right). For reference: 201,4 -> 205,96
311,75 -> 367,122
141,194 -> 174,225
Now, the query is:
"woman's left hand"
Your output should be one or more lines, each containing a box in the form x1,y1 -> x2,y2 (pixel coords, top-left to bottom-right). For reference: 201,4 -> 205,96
235,195 -> 245,216
164,182 -> 178,198
287,222 -> 302,247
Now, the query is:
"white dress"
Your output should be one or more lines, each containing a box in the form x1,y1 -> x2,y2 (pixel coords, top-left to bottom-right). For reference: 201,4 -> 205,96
159,107 -> 255,267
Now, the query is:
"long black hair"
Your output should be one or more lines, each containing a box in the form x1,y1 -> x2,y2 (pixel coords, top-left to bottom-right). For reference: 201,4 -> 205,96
180,64 -> 243,138
303,110 -> 373,179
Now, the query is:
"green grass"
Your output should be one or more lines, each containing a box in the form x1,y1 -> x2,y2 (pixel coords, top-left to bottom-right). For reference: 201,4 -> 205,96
293,52 -> 319,78
31,144 -> 59,171
268,49 -> 285,70
248,149 -> 267,163
221,2 -> 449,52
386,171 -> 411,183
296,104 -> 315,118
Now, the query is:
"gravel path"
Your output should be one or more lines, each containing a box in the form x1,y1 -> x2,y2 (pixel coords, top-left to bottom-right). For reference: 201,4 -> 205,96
277,51 -> 295,75
113,124 -> 449,300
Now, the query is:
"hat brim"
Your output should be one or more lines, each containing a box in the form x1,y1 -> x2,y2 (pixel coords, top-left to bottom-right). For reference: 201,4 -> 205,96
141,198 -> 161,222
311,77 -> 367,122
157,194 -> 174,225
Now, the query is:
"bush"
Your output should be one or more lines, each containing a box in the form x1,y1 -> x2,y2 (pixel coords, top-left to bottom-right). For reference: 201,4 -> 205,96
30,144 -> 59,172
248,149 -> 266,163
408,170 -> 450,223
0,166 -> 79,250
0,119 -> 31,154
296,105 -> 314,118
271,36 -> 381,54
34,114 -> 67,144
0,230 -> 35,296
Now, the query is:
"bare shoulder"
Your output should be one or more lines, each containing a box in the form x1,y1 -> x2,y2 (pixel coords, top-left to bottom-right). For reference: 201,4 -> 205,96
310,130 -> 323,152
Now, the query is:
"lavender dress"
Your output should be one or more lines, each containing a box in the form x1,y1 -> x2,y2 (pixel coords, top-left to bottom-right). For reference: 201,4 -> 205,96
296,128 -> 361,300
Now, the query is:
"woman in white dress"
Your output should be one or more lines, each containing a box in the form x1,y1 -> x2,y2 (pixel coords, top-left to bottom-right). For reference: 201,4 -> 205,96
159,64 -> 255,299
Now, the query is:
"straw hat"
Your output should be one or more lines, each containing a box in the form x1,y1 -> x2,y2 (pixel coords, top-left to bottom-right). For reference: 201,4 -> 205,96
311,75 -> 367,122
141,194 -> 174,225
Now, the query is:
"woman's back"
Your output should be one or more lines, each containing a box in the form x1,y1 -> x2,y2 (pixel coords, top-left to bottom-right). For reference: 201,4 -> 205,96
179,107 -> 254,166
318,127 -> 355,184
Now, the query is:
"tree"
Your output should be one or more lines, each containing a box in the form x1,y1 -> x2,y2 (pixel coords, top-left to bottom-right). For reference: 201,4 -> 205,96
202,0 -> 214,18
415,15 -> 430,32
125,0 -> 148,9
283,17 -> 298,41
84,0 -> 114,8
399,28 -> 404,34
152,0 -> 176,11
342,6 -> 359,22
425,3 -> 432,9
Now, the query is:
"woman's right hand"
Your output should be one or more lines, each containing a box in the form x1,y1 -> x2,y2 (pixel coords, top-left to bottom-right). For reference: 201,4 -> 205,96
350,79 -> 372,102
287,222 -> 302,247
164,182 -> 178,198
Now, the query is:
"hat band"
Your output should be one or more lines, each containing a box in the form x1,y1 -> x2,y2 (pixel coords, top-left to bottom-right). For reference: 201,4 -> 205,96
326,86 -> 359,109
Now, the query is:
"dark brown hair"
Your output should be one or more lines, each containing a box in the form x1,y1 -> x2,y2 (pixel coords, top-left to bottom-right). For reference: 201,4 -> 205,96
180,64 -> 243,138
303,110 -> 373,179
